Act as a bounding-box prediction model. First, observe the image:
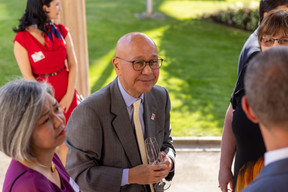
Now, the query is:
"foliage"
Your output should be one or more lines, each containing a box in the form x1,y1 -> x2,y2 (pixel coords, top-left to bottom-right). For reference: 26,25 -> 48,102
210,2 -> 259,31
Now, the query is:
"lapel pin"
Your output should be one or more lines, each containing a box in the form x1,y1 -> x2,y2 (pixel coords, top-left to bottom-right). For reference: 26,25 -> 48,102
151,113 -> 155,120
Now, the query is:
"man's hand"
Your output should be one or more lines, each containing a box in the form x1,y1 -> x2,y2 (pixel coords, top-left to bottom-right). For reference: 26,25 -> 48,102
159,151 -> 173,177
128,163 -> 168,184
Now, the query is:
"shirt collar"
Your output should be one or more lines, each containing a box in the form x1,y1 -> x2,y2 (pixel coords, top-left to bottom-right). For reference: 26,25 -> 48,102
117,78 -> 144,108
264,147 -> 288,166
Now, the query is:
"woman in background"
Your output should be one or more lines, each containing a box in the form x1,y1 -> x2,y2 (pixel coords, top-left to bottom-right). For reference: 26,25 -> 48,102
13,0 -> 78,164
0,79 -> 80,192
219,8 -> 288,192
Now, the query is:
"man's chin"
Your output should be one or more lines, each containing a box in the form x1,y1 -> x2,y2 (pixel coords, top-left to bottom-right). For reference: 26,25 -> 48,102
138,86 -> 154,94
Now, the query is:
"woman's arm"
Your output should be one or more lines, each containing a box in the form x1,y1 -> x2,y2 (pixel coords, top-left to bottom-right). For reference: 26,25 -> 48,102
60,32 -> 78,112
218,103 -> 236,192
14,41 -> 36,81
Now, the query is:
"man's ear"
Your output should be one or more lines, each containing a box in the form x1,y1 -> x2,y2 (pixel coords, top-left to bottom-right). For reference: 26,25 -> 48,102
112,57 -> 120,74
242,96 -> 259,123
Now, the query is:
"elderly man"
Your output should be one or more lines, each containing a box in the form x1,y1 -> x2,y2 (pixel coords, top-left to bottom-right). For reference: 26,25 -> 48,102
241,47 -> 288,191
65,32 -> 175,192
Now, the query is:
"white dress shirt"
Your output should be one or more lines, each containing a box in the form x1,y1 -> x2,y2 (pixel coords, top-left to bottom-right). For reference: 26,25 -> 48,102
264,147 -> 288,166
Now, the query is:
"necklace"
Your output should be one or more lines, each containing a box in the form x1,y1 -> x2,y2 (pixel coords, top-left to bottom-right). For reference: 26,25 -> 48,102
36,161 -> 56,173
51,162 -> 56,173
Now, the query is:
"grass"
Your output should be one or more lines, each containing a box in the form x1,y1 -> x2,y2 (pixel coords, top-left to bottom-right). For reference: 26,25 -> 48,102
0,0 -> 256,136
0,1 -> 24,84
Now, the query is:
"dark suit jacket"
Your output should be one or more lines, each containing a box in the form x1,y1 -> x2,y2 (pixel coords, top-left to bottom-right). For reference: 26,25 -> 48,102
65,78 -> 176,192
237,27 -> 260,77
241,158 -> 288,192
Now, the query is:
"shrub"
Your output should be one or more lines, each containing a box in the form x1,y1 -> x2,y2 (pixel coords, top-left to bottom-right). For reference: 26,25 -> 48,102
209,3 -> 259,31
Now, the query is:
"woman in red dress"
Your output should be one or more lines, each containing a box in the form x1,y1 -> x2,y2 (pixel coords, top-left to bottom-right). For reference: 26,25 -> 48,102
13,0 -> 78,165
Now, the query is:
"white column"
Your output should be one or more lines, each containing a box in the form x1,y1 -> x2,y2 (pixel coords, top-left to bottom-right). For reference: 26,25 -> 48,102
138,0 -> 164,19
58,0 -> 90,98
147,0 -> 153,15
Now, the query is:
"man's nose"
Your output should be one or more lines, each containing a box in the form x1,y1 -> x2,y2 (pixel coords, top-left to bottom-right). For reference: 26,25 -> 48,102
142,62 -> 153,74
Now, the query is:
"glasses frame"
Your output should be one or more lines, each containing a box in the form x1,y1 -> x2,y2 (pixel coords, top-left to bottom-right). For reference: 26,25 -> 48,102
116,57 -> 163,71
260,37 -> 288,47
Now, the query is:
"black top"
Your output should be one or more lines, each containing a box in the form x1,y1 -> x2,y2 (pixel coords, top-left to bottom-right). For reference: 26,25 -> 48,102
230,28 -> 266,189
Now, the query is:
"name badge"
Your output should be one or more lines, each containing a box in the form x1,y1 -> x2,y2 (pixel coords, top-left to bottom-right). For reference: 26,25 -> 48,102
31,51 -> 45,63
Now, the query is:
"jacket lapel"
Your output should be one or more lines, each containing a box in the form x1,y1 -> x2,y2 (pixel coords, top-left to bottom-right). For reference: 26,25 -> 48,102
144,92 -> 157,138
110,79 -> 141,167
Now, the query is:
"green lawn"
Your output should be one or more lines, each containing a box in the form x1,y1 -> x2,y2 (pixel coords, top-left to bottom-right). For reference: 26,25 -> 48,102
0,0 -> 256,136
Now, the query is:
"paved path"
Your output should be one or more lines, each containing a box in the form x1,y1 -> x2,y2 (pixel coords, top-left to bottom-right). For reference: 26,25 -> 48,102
0,148 -> 221,192
167,149 -> 220,192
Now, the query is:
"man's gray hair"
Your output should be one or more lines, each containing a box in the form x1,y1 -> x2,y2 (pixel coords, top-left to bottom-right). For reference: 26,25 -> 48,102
245,46 -> 288,129
0,79 -> 53,161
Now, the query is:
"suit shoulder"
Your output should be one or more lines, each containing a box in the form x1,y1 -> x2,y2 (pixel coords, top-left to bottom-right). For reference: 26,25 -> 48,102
75,83 -> 112,112
147,85 -> 170,104
240,35 -> 259,59
242,174 -> 288,192
89,85 -> 111,101
151,85 -> 169,95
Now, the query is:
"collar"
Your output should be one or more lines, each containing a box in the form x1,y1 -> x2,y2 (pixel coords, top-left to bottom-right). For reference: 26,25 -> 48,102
264,147 -> 288,166
117,78 -> 144,108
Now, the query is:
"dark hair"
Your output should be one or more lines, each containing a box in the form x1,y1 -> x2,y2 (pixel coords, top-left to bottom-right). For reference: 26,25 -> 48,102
13,0 -> 53,33
258,9 -> 288,42
259,0 -> 288,23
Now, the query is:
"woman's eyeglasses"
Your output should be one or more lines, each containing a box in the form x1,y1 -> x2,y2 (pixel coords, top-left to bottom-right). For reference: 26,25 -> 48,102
260,37 -> 288,47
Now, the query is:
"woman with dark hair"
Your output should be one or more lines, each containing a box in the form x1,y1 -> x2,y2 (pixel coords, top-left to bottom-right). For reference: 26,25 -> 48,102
13,0 -> 78,164
0,79 -> 80,192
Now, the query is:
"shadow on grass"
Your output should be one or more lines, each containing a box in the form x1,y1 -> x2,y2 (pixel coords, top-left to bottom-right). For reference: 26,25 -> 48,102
158,18 -> 245,134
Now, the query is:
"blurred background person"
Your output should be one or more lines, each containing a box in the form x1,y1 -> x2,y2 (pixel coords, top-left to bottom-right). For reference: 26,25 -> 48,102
242,46 -> 288,192
219,4 -> 288,192
13,0 -> 78,164
0,79 -> 80,192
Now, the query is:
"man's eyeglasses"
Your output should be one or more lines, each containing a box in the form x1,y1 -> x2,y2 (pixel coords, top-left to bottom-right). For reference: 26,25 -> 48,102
260,37 -> 288,47
116,57 -> 163,71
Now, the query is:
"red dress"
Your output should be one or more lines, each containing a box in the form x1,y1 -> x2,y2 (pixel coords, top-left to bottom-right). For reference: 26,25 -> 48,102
14,24 -> 78,123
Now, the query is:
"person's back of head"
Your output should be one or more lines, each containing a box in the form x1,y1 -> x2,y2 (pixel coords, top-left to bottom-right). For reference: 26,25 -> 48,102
259,0 -> 288,23
244,46 -> 288,129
